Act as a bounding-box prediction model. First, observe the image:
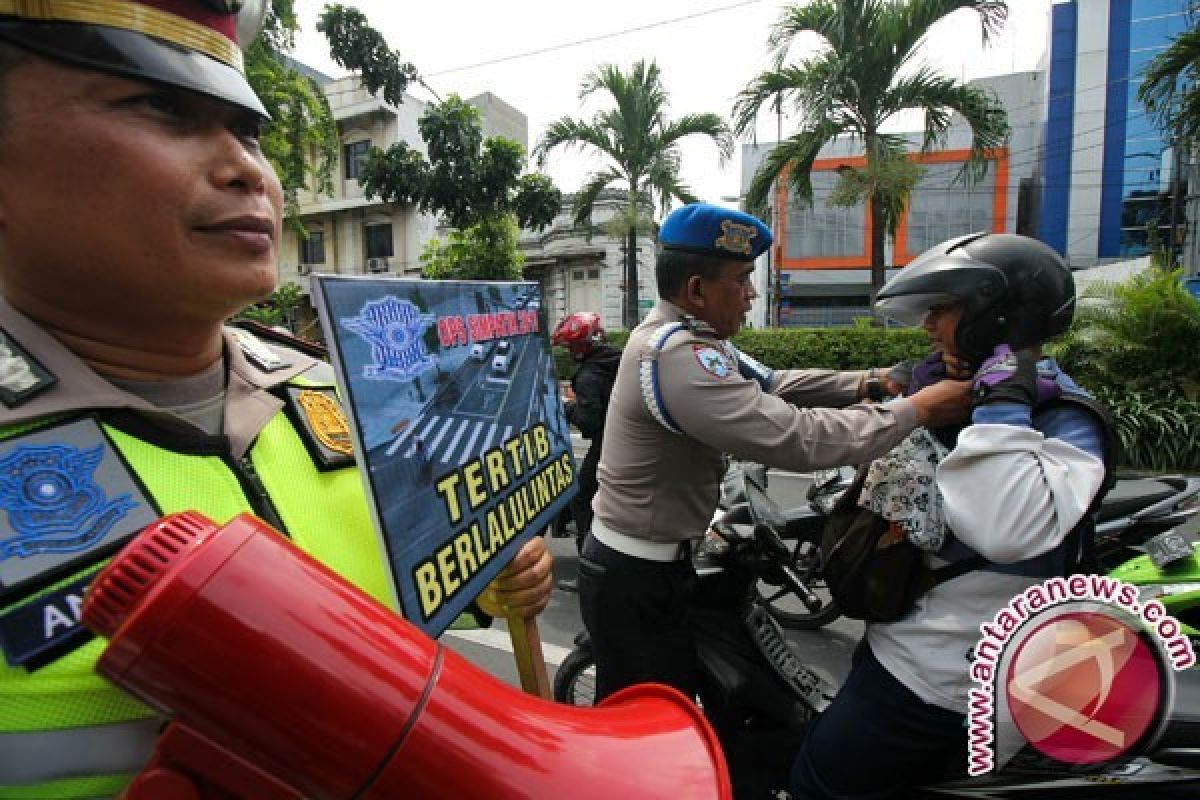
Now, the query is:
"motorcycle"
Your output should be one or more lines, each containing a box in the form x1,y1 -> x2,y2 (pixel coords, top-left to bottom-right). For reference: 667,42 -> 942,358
754,467 -> 1200,632
1108,494 -> 1200,641
555,466 -> 1200,799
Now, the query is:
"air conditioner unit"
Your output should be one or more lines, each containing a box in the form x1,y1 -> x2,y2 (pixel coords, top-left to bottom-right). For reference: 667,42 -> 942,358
366,258 -> 390,273
297,263 -> 313,276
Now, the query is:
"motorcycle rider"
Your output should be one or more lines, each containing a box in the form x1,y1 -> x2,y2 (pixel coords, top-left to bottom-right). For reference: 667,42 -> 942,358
551,312 -> 620,570
790,233 -> 1113,799
0,3 -> 550,796
580,202 -> 972,703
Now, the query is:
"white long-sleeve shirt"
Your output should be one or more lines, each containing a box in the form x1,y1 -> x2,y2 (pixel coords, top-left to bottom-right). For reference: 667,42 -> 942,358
866,396 -> 1107,712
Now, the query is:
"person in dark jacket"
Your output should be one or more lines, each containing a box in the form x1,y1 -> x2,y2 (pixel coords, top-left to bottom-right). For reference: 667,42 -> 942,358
552,313 -> 620,585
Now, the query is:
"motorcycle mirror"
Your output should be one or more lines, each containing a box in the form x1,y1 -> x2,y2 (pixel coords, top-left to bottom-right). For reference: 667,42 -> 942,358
742,473 -> 788,541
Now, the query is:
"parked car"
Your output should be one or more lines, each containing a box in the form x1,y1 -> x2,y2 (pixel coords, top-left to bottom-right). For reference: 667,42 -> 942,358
469,342 -> 490,361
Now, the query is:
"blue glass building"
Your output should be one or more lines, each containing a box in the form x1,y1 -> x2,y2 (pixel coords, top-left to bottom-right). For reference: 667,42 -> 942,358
1040,0 -> 1192,263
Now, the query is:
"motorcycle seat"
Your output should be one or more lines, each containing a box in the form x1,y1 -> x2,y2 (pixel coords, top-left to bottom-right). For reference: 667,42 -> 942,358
1094,478 -> 1183,523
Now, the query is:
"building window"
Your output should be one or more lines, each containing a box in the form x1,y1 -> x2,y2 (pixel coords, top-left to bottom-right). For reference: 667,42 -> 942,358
784,170 -> 866,260
300,229 -> 325,264
344,140 -> 370,181
903,162 -> 996,258
365,223 -> 394,259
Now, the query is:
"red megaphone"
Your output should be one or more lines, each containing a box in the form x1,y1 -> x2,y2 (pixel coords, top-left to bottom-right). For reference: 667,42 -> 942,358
82,512 -> 731,800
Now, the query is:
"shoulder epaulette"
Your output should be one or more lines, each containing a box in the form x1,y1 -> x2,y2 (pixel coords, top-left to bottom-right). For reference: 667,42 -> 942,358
0,327 -> 56,408
680,313 -> 718,337
232,319 -> 328,359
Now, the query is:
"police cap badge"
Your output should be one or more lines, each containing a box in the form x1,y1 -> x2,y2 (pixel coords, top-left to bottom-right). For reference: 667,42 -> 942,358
659,203 -> 773,262
0,0 -> 270,119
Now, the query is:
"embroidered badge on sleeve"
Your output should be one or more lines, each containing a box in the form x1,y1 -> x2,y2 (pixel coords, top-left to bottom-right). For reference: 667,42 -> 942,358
693,345 -> 734,379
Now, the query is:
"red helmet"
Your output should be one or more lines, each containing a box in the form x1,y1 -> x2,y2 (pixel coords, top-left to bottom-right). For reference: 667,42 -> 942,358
552,312 -> 604,354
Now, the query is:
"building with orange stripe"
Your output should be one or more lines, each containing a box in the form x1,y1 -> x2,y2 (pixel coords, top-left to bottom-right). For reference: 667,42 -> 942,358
740,71 -> 1047,328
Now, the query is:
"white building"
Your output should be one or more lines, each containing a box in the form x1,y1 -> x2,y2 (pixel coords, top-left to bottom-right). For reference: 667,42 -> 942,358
278,73 -> 532,292
520,189 -> 656,332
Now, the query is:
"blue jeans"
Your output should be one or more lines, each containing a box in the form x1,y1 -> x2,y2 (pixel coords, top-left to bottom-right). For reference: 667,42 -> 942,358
790,642 -> 966,799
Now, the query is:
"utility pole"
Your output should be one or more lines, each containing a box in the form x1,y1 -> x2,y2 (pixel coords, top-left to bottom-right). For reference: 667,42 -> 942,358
1169,124 -> 1185,267
773,100 -> 784,328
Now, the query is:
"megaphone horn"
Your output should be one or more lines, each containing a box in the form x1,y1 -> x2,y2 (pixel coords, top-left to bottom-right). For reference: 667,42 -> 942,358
83,512 -> 732,800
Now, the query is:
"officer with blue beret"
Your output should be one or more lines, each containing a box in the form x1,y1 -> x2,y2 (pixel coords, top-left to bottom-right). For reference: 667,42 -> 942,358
0,3 -> 551,796
579,202 -> 971,712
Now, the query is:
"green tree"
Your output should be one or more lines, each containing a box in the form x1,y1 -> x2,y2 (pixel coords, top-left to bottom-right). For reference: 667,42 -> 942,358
1051,268 -> 1200,398
733,0 -> 1010,298
535,60 -> 734,327
420,215 -> 526,281
1139,22 -> 1200,145
246,0 -> 338,223
360,96 -> 560,232
317,7 -> 561,280
317,4 -> 419,106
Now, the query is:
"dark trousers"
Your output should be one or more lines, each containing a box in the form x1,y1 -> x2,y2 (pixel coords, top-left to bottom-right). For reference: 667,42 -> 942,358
569,440 -> 601,548
577,534 -> 698,702
790,643 -> 966,799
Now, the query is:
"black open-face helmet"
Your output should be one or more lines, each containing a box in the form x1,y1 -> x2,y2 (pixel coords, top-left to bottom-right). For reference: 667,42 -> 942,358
0,1 -> 269,119
874,233 -> 1076,365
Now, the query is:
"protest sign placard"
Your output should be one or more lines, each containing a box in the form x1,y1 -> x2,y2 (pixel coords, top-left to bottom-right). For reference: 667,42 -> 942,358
313,277 -> 576,636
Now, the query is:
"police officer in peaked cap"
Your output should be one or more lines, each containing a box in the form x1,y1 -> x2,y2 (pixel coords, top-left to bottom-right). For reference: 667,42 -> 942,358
0,3 -> 551,796
580,203 -> 972,716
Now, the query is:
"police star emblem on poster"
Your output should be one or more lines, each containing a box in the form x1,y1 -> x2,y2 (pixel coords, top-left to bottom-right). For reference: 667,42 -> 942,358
313,277 -> 577,635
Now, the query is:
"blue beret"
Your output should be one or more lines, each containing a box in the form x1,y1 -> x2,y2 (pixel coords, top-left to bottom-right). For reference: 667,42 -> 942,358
659,203 -> 773,262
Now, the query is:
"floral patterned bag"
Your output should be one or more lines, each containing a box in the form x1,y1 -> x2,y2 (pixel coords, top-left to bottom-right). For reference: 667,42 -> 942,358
818,429 -> 986,623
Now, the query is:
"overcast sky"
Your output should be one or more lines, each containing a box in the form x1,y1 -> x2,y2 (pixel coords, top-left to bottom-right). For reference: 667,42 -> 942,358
291,0 -> 1052,209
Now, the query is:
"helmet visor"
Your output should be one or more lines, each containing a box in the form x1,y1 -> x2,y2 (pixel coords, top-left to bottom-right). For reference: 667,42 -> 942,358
873,292 -> 964,328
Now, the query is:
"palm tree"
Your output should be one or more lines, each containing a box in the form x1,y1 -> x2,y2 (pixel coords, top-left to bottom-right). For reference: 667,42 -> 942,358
733,0 -> 1011,298
535,60 -> 733,328
1140,24 -> 1200,145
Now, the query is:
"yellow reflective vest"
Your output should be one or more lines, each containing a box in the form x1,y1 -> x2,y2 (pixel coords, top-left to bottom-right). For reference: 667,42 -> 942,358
0,367 -> 392,799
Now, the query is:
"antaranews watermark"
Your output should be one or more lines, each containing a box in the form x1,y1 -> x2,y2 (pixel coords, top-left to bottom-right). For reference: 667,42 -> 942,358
967,574 -> 1195,776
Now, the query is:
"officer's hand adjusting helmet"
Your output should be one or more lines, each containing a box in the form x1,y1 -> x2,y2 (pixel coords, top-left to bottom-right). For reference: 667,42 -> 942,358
0,0 -> 270,119
552,312 -> 605,357
873,233 -> 1076,365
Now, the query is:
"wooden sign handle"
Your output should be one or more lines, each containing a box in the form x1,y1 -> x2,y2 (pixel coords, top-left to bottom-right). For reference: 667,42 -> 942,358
506,613 -> 552,699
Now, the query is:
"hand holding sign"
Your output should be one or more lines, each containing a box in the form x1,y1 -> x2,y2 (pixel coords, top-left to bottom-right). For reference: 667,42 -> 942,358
479,535 -> 554,698
477,535 -> 553,618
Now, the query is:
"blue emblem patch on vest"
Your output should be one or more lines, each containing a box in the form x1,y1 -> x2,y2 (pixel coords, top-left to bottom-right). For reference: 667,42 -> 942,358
0,418 -> 159,602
